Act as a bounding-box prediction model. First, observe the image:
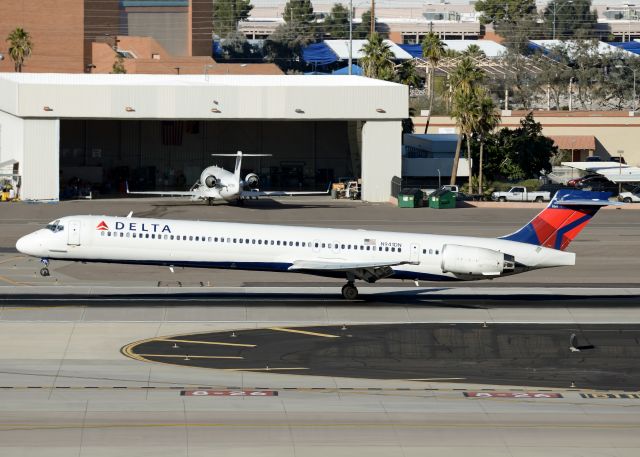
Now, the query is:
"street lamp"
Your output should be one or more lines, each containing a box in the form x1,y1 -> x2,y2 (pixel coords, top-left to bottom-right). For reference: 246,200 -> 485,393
615,64 -> 637,112
552,0 -> 573,40
348,0 -> 353,75
617,149 -> 624,195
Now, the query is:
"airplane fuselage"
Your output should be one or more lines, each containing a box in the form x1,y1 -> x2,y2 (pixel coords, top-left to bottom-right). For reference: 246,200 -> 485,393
16,215 -> 575,283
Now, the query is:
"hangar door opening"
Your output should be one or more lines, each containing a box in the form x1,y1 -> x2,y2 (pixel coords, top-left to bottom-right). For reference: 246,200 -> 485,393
59,120 -> 361,198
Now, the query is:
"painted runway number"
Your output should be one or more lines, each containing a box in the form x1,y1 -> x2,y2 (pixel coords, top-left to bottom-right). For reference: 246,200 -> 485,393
181,390 -> 278,397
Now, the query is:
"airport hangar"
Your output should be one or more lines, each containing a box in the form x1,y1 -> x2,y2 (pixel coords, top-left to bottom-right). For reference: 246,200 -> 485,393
0,73 -> 407,202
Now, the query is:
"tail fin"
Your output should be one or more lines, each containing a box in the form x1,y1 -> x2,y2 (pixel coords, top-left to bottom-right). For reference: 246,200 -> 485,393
500,190 -> 613,251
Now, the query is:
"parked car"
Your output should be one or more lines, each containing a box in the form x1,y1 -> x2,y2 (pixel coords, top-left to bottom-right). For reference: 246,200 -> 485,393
619,186 -> 640,203
585,156 -> 603,162
575,175 -> 619,194
567,174 -> 597,187
491,187 -> 551,202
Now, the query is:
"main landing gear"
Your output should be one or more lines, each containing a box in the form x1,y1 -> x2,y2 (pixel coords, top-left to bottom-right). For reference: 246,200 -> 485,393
341,282 -> 359,300
40,258 -> 50,277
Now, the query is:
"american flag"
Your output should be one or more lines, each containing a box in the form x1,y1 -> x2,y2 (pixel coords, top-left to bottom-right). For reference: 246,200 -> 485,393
364,238 -> 376,246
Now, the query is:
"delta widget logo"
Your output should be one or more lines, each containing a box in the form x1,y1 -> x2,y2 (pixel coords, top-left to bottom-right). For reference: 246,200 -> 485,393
96,221 -> 109,231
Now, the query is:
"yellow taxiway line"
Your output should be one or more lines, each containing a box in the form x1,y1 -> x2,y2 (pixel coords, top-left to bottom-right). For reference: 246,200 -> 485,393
157,339 -> 256,348
223,367 -> 309,371
269,327 -> 340,338
136,354 -> 243,360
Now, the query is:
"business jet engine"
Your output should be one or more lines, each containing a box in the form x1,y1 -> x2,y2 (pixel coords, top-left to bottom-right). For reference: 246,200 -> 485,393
244,173 -> 260,189
441,244 -> 515,276
203,175 -> 219,188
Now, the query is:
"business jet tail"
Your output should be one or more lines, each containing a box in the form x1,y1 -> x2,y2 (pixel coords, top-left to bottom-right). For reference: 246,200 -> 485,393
500,190 -> 616,251
211,151 -> 271,183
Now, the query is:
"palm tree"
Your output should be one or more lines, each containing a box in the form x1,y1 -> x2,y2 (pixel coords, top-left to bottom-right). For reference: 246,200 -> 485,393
7,27 -> 33,72
421,32 -> 446,133
451,88 -> 482,191
476,93 -> 501,195
359,33 -> 395,80
461,44 -> 486,59
395,60 -> 421,88
448,57 -> 485,186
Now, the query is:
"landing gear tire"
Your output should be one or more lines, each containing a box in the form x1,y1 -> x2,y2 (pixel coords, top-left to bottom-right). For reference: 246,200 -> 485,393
341,283 -> 359,300
207,198 -> 213,206
40,268 -> 50,277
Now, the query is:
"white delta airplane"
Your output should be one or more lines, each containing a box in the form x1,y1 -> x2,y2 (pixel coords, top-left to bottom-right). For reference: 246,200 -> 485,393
126,151 -> 328,205
16,190 -> 612,300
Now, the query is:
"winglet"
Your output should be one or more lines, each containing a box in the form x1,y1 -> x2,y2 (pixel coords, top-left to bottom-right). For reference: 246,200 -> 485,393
125,181 -> 130,194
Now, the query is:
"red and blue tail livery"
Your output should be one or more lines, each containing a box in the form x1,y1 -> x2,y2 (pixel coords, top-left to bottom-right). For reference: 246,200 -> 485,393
500,190 -> 612,251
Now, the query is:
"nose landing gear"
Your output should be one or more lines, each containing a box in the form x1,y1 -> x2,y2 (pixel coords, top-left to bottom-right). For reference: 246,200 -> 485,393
39,258 -> 50,277
341,282 -> 359,300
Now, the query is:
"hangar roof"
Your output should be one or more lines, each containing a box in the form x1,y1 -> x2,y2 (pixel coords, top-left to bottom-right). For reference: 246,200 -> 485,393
0,73 -> 399,87
0,73 -> 407,120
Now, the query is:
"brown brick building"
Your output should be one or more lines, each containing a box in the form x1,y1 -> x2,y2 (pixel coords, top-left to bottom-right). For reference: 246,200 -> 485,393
0,0 -> 214,74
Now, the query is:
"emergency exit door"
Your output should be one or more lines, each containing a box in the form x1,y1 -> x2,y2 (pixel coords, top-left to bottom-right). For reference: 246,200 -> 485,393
410,243 -> 420,263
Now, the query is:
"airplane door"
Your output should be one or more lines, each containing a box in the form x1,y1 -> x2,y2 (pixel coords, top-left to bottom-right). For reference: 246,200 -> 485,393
410,243 -> 420,263
67,220 -> 81,246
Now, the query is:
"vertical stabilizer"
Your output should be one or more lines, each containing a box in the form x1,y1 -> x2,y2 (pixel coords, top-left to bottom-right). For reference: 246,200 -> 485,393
500,190 -> 613,251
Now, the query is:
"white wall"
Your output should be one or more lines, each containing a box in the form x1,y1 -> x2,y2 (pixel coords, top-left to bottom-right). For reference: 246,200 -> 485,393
361,121 -> 402,202
0,111 -> 24,166
21,119 -> 59,201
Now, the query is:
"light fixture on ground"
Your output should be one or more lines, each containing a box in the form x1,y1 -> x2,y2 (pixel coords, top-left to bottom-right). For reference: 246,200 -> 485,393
125,106 -> 135,112
211,108 -> 221,113
43,106 -> 53,112
295,108 -> 305,114
376,108 -> 386,113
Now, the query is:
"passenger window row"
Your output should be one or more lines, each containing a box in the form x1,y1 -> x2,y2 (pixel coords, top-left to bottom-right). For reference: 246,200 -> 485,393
422,248 -> 440,255
99,231 -> 403,253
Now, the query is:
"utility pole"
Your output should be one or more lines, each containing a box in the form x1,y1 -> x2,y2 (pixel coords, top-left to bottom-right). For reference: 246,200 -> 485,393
348,0 -> 353,75
370,0 -> 375,36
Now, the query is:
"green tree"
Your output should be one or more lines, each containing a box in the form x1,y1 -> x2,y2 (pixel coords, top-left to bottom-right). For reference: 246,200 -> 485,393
462,44 -> 486,58
475,93 -> 501,194
324,3 -> 350,39
111,55 -> 127,74
475,0 -> 539,52
283,0 -> 316,38
421,32 -> 446,133
542,0 -> 597,39
263,23 -> 312,72
395,60 -> 422,88
359,32 -> 394,80
220,30 -> 257,61
6,27 -> 33,73
483,113 -> 555,180
354,9 -> 372,39
212,0 -> 253,38
451,88 -> 482,190
448,57 -> 485,185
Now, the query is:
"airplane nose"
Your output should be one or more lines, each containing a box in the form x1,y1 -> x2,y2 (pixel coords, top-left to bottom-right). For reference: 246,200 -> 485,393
16,234 -> 38,255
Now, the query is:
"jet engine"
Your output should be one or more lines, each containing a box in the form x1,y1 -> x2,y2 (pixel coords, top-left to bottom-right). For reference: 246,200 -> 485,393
204,175 -> 218,188
441,244 -> 515,276
244,173 -> 260,189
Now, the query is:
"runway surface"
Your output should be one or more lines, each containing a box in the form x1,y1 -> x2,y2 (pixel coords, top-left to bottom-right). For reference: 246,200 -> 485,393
0,200 -> 639,455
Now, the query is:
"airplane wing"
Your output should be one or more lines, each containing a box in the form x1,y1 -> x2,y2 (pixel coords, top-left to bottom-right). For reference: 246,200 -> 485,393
562,161 -> 640,183
288,259 -> 416,271
125,182 -> 204,198
241,183 -> 331,198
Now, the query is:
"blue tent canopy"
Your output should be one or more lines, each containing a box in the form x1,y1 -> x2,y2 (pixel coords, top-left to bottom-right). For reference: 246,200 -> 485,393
399,44 -> 423,58
607,41 -> 640,55
332,64 -> 363,75
302,42 -> 339,66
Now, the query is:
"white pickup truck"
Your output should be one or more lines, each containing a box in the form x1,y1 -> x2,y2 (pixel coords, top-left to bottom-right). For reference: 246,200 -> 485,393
491,186 -> 551,202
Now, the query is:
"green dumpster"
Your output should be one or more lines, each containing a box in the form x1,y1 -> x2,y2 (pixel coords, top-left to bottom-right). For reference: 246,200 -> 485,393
428,189 -> 456,209
398,188 -> 424,208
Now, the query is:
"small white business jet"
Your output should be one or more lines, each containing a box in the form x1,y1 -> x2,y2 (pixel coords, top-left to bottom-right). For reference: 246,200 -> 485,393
126,151 -> 328,205
562,160 -> 640,184
16,190 -> 613,300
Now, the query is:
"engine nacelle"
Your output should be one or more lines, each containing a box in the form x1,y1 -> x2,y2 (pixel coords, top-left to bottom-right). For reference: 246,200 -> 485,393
441,244 -> 515,276
244,173 -> 260,189
204,175 -> 218,188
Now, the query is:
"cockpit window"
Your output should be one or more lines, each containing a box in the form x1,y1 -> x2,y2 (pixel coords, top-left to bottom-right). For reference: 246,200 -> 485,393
45,220 -> 64,233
